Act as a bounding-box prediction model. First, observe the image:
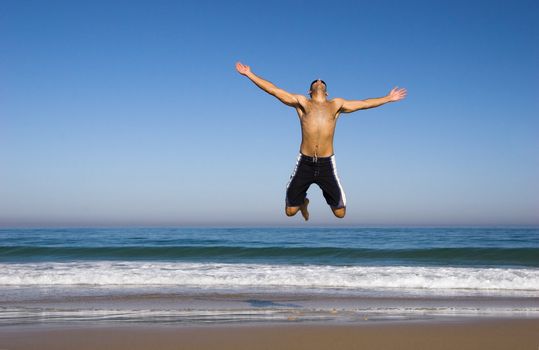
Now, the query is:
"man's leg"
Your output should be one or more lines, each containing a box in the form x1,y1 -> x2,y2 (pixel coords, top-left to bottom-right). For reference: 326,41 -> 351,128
331,206 -> 346,218
319,155 -> 347,219
285,198 -> 309,221
285,154 -> 312,221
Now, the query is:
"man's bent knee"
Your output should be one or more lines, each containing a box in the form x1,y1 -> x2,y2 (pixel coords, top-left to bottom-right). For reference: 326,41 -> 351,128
286,206 -> 300,217
332,207 -> 346,218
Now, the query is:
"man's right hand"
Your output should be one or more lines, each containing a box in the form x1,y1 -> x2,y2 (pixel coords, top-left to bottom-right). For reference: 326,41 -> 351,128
235,62 -> 251,76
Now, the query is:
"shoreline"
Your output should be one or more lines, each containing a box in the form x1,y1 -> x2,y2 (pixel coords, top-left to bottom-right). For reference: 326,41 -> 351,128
2,290 -> 539,327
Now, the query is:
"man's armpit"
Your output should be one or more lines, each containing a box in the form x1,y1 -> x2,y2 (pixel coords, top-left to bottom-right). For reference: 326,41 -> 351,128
296,94 -> 310,106
332,98 -> 346,111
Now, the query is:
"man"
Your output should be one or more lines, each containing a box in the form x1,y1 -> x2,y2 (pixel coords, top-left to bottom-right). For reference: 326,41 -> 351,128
236,62 -> 407,221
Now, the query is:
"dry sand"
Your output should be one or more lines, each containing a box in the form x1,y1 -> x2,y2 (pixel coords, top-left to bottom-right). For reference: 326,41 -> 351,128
1,318 -> 538,350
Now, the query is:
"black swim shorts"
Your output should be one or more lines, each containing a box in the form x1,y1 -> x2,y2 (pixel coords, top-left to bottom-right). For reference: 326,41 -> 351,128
285,153 -> 347,209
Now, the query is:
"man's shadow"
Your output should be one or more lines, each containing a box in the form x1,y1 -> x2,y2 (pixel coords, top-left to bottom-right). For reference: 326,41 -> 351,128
245,299 -> 301,308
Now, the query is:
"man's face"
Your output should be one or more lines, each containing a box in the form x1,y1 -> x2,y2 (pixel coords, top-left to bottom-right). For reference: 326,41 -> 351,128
310,79 -> 327,95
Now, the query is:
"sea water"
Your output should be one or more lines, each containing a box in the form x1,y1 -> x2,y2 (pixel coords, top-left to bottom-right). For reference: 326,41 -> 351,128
1,227 -> 538,325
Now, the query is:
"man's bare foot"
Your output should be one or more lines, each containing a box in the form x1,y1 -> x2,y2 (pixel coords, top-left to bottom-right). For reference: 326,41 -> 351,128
299,198 -> 309,221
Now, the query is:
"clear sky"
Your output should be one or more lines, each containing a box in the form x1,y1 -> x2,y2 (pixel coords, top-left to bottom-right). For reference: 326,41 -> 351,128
1,0 -> 538,227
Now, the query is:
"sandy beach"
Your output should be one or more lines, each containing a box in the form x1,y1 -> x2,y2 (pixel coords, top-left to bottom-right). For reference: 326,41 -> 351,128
1,318 -> 538,350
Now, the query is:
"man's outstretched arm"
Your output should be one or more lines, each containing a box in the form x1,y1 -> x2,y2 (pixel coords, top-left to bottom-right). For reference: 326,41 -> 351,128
236,62 -> 302,107
336,87 -> 407,113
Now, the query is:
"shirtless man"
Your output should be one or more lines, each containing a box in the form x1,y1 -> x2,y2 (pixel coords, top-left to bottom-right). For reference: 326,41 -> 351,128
236,62 -> 407,220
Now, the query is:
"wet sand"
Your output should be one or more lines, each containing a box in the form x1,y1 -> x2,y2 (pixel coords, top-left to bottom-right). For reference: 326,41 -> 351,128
1,318 -> 538,350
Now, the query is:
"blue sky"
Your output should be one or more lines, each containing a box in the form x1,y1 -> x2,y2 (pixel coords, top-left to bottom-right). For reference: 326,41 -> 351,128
1,0 -> 538,227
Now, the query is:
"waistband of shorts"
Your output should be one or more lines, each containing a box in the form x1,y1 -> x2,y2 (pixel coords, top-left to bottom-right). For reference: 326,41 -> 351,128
299,153 -> 335,163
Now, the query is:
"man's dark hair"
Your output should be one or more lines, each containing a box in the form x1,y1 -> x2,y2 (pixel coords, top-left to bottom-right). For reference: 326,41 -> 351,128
310,80 -> 327,91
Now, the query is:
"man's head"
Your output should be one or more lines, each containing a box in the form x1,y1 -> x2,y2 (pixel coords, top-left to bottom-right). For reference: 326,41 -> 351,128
309,79 -> 327,97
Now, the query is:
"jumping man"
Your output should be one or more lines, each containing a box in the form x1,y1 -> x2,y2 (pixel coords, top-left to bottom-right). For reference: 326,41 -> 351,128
236,62 -> 407,220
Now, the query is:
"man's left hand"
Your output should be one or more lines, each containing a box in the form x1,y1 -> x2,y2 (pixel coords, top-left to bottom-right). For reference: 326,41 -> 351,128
388,87 -> 407,102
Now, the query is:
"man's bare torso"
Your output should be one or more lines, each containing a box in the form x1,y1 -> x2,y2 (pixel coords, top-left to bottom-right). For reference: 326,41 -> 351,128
295,97 -> 342,158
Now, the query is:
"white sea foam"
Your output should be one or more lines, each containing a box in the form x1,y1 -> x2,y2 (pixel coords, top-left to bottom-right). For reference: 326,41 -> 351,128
1,262 -> 538,296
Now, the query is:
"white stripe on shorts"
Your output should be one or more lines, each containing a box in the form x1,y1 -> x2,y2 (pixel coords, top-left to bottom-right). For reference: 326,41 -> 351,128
330,155 -> 347,207
285,153 -> 302,192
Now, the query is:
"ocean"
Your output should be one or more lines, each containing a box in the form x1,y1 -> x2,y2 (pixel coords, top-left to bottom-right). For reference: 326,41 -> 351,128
1,227 -> 538,325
